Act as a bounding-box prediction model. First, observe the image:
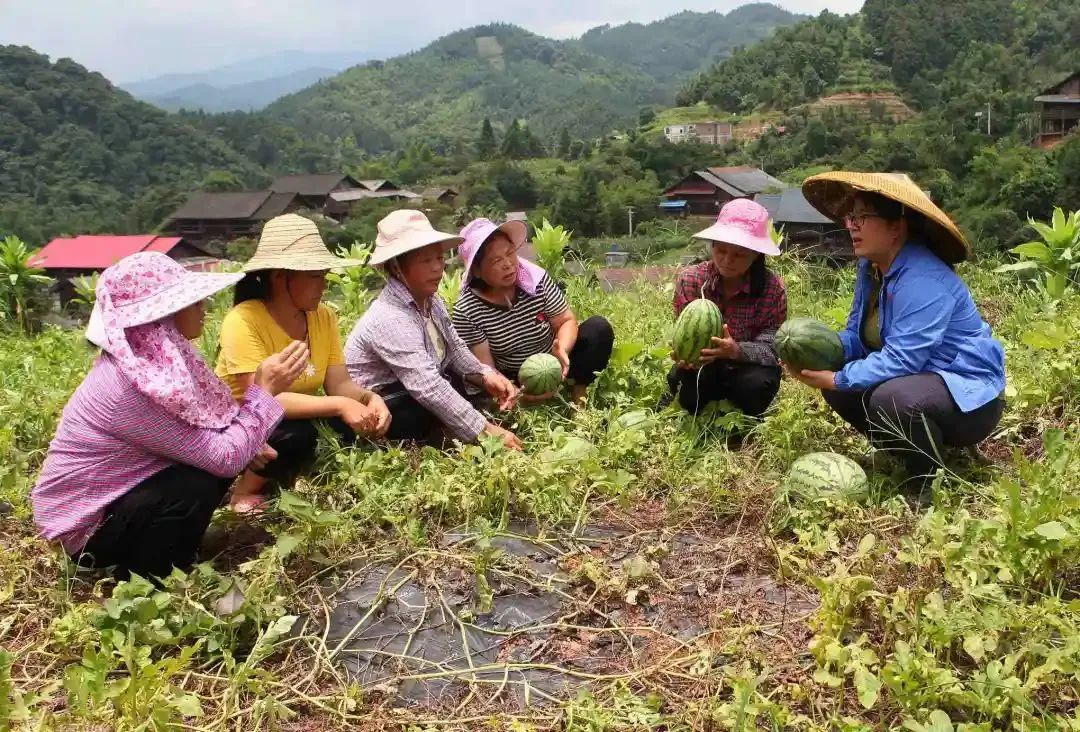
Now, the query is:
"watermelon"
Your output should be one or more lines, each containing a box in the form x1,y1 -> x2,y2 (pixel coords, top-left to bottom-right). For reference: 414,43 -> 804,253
775,318 -> 844,372
672,299 -> 724,366
518,353 -> 563,395
783,452 -> 868,504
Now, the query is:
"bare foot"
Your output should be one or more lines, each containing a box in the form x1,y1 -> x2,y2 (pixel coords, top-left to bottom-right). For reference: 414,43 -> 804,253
230,493 -> 268,515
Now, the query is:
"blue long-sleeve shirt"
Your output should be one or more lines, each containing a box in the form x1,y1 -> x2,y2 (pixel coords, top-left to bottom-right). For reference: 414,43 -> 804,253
833,241 -> 1005,413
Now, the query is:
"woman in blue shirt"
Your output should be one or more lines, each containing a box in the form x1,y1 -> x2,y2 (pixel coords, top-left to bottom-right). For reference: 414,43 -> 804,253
790,172 -> 1006,501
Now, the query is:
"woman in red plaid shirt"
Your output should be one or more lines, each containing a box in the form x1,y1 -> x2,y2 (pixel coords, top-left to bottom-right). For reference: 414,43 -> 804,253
663,198 -> 787,418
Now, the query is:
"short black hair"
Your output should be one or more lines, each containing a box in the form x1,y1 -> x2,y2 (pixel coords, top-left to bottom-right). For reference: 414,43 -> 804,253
850,191 -> 906,221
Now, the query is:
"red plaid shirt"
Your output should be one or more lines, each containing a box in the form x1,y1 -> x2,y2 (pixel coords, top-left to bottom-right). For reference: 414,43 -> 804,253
673,261 -> 787,366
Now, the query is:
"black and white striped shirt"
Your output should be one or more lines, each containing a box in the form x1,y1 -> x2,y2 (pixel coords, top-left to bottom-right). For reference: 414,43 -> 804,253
452,275 -> 569,375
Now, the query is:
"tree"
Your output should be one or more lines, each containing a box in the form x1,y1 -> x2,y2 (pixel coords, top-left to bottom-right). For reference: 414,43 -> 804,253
493,164 -> 539,208
477,118 -> 497,158
556,127 -> 572,160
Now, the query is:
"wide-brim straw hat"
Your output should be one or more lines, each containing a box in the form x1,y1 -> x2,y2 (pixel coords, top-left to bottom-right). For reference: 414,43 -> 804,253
802,171 -> 970,264
369,209 -> 462,266
242,213 -> 364,273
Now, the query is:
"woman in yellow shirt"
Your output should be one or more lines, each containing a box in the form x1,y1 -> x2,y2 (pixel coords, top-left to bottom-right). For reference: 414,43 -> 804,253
217,214 -> 390,511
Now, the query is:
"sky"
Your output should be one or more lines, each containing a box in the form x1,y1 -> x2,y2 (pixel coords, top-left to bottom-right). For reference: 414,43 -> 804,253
0,0 -> 865,84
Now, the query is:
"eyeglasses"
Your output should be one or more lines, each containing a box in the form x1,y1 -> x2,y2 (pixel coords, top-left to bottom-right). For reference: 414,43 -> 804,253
844,213 -> 884,229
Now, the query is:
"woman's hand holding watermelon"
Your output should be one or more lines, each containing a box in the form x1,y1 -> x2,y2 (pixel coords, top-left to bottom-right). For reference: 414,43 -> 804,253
783,362 -> 837,391
699,325 -> 741,365
551,342 -> 571,378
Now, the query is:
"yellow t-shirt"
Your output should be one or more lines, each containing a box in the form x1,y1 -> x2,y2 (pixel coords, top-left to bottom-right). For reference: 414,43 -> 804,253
216,300 -> 345,399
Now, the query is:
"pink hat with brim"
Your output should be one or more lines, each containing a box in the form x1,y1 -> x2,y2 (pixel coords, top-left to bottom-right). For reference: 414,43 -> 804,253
692,198 -> 781,256
458,218 -> 545,295
86,253 -> 243,347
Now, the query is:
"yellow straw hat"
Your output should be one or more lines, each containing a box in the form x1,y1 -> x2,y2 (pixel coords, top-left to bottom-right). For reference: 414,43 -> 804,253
242,213 -> 364,273
802,171 -> 970,264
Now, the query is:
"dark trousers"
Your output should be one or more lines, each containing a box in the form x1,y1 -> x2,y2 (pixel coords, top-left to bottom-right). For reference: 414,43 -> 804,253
666,361 -> 781,418
823,373 -> 1005,478
77,464 -> 231,580
375,373 -> 485,444
256,417 -> 355,484
566,316 -> 615,385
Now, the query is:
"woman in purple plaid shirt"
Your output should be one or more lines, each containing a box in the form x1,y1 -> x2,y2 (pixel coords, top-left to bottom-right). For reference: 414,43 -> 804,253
663,198 -> 788,419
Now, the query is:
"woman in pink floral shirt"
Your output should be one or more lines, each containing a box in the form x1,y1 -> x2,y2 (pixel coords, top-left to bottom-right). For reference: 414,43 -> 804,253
32,253 -> 307,580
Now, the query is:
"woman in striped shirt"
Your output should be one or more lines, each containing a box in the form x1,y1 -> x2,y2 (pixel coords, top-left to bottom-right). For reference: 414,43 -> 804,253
452,218 -> 614,402
32,253 -> 306,580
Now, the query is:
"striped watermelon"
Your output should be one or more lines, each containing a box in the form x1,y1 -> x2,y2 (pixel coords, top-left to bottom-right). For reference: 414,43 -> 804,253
518,353 -> 563,395
775,318 -> 844,372
672,299 -> 724,366
783,452 -> 868,504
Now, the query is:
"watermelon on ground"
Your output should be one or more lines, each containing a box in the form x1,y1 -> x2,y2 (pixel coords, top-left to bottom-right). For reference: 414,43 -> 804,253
775,318 -> 845,372
518,353 -> 563,395
672,299 -> 724,366
782,452 -> 868,504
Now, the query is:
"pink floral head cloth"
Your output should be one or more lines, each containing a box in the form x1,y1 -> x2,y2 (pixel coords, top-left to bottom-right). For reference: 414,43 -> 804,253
86,252 -> 244,428
458,218 -> 545,295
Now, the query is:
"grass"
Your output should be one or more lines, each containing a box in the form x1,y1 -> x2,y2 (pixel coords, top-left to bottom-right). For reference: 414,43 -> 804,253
3,252 -> 1080,730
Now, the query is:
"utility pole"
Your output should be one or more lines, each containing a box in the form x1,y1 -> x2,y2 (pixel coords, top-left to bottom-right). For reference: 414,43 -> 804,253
986,102 -> 991,135
627,206 -> 635,235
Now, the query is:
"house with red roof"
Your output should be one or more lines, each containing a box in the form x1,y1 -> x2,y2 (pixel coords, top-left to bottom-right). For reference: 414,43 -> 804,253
30,234 -> 220,307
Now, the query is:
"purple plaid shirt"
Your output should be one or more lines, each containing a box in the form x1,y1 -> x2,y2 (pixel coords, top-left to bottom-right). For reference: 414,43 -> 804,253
32,355 -> 284,554
673,261 -> 787,366
345,278 -> 494,441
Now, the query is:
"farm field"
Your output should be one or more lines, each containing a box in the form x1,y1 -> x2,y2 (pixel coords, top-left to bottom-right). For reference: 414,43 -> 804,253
3,248 -> 1080,731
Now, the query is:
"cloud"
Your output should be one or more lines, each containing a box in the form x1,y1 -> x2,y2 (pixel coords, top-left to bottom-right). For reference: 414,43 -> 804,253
0,0 -> 865,82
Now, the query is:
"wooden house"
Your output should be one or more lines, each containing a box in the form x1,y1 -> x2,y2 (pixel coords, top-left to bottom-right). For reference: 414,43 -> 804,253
662,166 -> 786,215
167,190 -> 301,246
270,173 -> 366,210
1035,72 -> 1080,149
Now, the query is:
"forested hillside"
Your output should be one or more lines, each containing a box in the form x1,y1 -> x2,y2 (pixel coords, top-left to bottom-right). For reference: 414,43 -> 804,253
0,46 -> 268,244
576,3 -> 802,87
679,0 -> 1080,250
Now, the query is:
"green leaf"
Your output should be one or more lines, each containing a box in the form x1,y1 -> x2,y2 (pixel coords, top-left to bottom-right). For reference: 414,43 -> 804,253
171,692 -> 203,718
609,342 -> 644,368
1011,241 -> 1052,263
1020,321 -> 1069,350
927,710 -> 954,732
993,261 -> 1039,273
963,634 -> 986,661
274,532 -> 303,557
1034,521 -> 1068,541
853,666 -> 881,709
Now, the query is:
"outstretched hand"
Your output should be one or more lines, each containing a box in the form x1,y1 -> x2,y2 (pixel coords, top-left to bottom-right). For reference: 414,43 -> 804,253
699,325 -> 740,365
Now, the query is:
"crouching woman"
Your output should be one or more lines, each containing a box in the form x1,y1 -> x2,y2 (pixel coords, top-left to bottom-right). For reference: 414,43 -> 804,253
665,198 -> 787,418
31,253 -> 306,580
452,217 -> 614,402
345,210 -> 522,449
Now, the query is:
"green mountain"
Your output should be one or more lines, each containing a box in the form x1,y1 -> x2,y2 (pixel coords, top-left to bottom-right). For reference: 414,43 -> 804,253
0,46 -> 268,245
576,3 -> 804,88
261,23 -> 666,155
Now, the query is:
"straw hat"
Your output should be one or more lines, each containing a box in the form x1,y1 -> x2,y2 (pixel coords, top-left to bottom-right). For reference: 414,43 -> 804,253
243,213 -> 363,273
369,209 -> 462,266
802,171 -> 970,264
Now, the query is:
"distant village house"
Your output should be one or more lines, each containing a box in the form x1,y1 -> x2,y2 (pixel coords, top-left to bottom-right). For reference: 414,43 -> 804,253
30,235 -> 220,308
661,166 -> 786,215
167,190 -> 301,246
1035,72 -> 1080,149
754,189 -> 852,260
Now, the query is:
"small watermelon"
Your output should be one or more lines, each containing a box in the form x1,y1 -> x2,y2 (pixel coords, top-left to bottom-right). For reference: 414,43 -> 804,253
518,353 -> 563,395
672,299 -> 724,366
775,318 -> 845,372
783,452 -> 868,504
